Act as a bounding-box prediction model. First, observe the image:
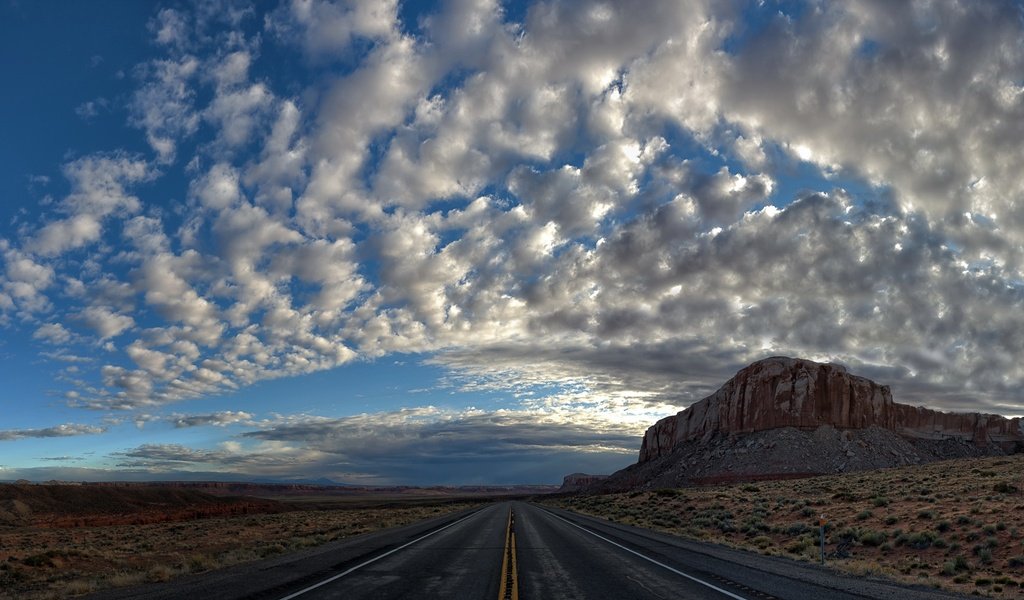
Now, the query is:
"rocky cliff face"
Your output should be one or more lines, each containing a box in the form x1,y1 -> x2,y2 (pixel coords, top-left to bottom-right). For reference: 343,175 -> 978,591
639,356 -> 1024,463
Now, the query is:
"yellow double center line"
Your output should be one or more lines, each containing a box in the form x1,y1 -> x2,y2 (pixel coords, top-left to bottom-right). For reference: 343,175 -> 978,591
497,507 -> 519,600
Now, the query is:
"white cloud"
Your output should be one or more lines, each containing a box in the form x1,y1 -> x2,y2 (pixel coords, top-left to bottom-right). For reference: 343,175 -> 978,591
78,306 -> 135,340
32,214 -> 103,257
27,155 -> 152,257
151,8 -> 189,48
211,50 -> 252,88
244,99 -> 307,212
2,248 -> 54,313
191,162 -> 242,209
129,56 -> 200,163
203,83 -> 274,149
135,254 -> 222,341
33,323 -> 73,345
266,0 -> 400,59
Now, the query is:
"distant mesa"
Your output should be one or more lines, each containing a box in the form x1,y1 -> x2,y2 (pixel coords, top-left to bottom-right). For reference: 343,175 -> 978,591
596,356 -> 1024,492
559,473 -> 607,493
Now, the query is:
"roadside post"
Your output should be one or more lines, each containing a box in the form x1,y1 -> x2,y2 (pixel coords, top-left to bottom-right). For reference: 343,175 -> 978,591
819,515 -> 827,565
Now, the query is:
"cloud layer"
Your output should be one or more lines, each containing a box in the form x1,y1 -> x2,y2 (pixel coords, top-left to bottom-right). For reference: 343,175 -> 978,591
4,0 -> 1024,483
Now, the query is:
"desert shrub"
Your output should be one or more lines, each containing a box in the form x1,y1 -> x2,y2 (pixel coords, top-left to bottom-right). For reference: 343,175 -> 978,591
884,515 -> 899,526
786,522 -> 811,536
1008,556 -> 1024,568
751,535 -> 772,549
936,520 -> 951,533
872,496 -> 890,507
917,510 -> 935,520
856,510 -> 873,521
65,580 -> 95,595
741,484 -> 760,493
786,538 -> 811,554
975,578 -> 992,587
941,555 -> 970,576
859,530 -> 888,547
899,531 -> 937,550
993,482 -> 1018,494
741,517 -> 768,535
956,515 -> 971,525
653,488 -> 681,497
187,554 -> 215,572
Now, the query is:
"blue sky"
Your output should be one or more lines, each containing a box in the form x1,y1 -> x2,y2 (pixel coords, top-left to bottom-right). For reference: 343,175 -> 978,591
2,0 -> 1024,485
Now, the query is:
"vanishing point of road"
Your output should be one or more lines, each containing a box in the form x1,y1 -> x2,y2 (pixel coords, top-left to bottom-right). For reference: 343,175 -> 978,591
87,501 -> 965,600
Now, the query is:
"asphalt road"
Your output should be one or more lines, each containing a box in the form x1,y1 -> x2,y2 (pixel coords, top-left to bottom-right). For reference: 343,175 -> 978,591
86,501 -> 967,600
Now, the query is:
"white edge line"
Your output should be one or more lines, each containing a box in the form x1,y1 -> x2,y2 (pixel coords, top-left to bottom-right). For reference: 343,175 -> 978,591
543,508 -> 749,600
277,509 -> 483,600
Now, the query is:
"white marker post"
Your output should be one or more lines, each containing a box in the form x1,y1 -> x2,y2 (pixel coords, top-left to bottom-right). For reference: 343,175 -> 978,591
819,515 -> 827,565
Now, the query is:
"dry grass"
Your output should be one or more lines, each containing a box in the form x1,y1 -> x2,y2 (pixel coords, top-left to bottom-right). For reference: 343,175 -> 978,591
0,500 -> 477,599
546,454 -> 1024,598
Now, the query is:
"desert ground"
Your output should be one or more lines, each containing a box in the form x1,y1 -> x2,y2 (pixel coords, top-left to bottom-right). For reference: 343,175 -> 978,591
547,454 -> 1024,598
0,484 -> 483,599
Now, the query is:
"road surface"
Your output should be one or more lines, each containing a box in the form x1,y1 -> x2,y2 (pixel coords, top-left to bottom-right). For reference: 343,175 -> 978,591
86,501 -> 966,600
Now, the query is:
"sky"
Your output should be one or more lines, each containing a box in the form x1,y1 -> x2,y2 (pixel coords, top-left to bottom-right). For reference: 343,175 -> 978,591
2,0 -> 1024,485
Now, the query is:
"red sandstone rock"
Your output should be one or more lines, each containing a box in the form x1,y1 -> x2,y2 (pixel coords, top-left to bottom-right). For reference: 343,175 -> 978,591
639,356 -> 1024,463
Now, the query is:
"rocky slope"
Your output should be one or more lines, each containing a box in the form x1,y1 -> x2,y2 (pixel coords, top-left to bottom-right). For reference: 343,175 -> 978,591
599,357 -> 1023,491
640,356 -> 1024,463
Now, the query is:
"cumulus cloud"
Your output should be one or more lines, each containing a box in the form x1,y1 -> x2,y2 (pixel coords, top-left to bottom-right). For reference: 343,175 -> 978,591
33,322 -> 73,345
203,83 -> 274,149
78,306 -> 135,340
28,154 -> 152,257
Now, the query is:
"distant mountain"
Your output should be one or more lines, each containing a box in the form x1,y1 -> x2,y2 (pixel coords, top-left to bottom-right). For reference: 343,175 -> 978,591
596,356 -> 1024,492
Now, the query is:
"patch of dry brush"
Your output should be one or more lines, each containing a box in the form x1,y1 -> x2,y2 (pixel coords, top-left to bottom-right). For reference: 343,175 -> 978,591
548,454 -> 1024,599
0,501 -> 474,599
